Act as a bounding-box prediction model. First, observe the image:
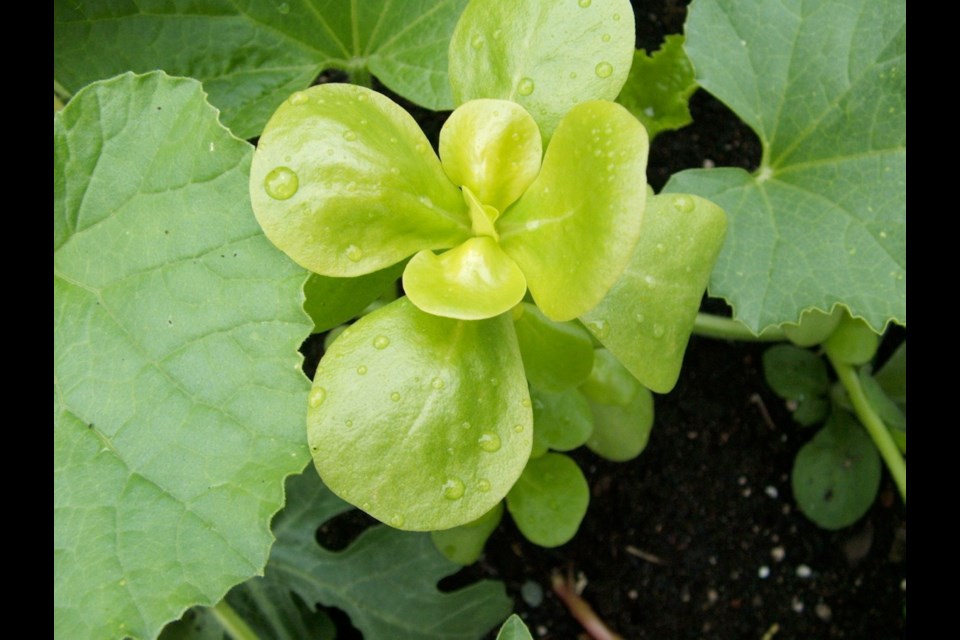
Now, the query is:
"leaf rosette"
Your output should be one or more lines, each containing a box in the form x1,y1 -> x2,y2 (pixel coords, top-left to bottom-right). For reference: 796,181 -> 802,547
248,83 -> 649,531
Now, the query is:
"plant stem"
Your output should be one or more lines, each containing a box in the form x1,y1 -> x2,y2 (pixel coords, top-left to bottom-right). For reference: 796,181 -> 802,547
827,352 -> 906,502
692,313 -> 786,342
349,66 -> 373,89
551,571 -> 623,640
211,599 -> 259,640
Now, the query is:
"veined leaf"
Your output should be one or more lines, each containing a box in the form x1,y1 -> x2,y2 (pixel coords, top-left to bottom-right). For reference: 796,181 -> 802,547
308,297 -> 532,530
669,0 -> 906,332
617,35 -> 697,138
54,72 -> 311,639
496,615 -> 534,640
54,0 -> 469,138
449,0 -> 635,142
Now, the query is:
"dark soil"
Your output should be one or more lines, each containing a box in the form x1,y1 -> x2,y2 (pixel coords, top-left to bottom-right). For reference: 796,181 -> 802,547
309,1 -> 906,637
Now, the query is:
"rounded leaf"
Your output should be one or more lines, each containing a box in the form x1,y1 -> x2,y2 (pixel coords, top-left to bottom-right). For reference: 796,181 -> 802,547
449,0 -> 635,142
585,385 -> 655,462
440,99 -> 542,213
514,303 -> 595,391
506,453 -> 589,547
783,306 -> 845,347
308,297 -> 532,531
251,84 -> 470,277
403,237 -> 527,320
531,387 -> 594,453
825,313 -> 880,365
430,502 -> 504,565
499,100 -> 648,320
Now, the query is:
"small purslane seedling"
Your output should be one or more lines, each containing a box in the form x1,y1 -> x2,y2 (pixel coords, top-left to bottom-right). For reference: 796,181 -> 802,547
249,0 -> 726,535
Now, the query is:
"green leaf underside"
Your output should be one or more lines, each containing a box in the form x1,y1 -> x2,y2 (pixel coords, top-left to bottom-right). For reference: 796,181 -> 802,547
782,306 -> 845,347
581,192 -> 726,393
670,0 -> 906,332
762,345 -> 829,401
506,453 -> 589,548
54,0 -> 469,138
617,35 -> 698,138
515,303 -> 595,392
268,471 -> 512,639
531,388 -> 594,453
449,0 -> 635,142
439,99 -> 542,213
54,73 -> 311,639
859,370 -> 905,433
496,615 -> 535,640
580,350 -> 654,462
792,409 -> 881,530
303,262 -> 404,334
251,84 -> 470,277
403,237 -> 527,320
499,100 -> 649,321
825,314 -> 879,365
308,297 -> 532,530
431,502 -> 504,565
874,340 -> 906,403
160,580 -> 335,640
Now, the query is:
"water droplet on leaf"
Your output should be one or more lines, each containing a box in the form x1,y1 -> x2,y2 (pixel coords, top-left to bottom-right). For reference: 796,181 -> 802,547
277,2 -> 290,14
513,424 -> 525,433
343,130 -> 357,141
471,34 -> 485,49
345,245 -> 363,262
478,432 -> 502,452
390,391 -> 401,402
578,0 -> 592,7
263,167 -> 298,200
653,324 -> 666,338
289,91 -> 307,105
431,377 -> 445,389
595,62 -> 613,78
673,196 -> 695,213
461,421 -> 472,430
308,387 -> 326,408
374,335 -> 390,349
442,477 -> 466,500
587,319 -> 609,339
602,33 -> 611,42
390,514 -> 405,527
518,77 -> 535,96
356,365 -> 367,375
477,479 -> 492,492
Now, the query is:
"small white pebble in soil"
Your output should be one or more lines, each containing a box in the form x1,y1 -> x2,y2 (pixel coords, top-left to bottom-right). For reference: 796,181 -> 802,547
703,158 -> 716,168
536,625 -> 548,637
796,564 -> 812,578
765,485 -> 779,499
901,579 -> 906,592
742,487 -> 752,497
521,580 -> 544,607
758,566 -> 770,579
628,589 -> 638,600
738,476 -> 748,486
791,597 -> 804,613
771,546 -> 786,563
815,602 -> 833,622
706,589 -> 719,605
708,555 -> 717,565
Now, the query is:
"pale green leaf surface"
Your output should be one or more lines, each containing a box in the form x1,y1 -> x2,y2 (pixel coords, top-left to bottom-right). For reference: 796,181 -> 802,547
578,348 -> 641,406
581,193 -> 726,393
303,261 -> 403,334
531,388 -> 594,453
54,0 -> 469,138
792,409 -> 881,530
251,84 -> 470,277
874,340 -> 906,403
782,306 -> 845,347
270,471 -> 512,639
54,73 -> 311,640
499,100 -> 648,321
439,99 -> 542,213
403,238 -> 527,320
431,502 -> 504,565
506,453 -> 589,548
448,0 -> 635,142
669,0 -> 906,332
825,313 -> 879,365
308,297 -> 532,530
496,615 -> 534,640
762,345 -> 829,401
515,303 -> 595,392
617,35 -> 697,138
859,370 -> 905,437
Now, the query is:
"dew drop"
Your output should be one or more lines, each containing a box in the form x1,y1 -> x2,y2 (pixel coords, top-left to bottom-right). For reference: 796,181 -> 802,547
513,424 -> 525,433
308,387 -> 326,408
673,196 -> 695,213
471,34 -> 485,49
653,323 -> 666,338
493,29 -> 503,40
343,130 -> 358,141
288,91 -> 308,106
277,2 -> 290,14
461,421 -> 472,430
518,77 -> 535,96
477,479 -> 492,492
415,142 -> 426,154
419,195 -> 433,208
656,243 -> 666,253
390,391 -> 401,402
602,33 -> 611,42
390,514 -> 405,528
345,419 -> 353,427
361,501 -> 371,511
569,71 -> 578,79
374,335 -> 390,349
478,432 -> 502,452
263,167 -> 299,200
613,13 -> 621,21
644,275 -> 657,288
521,398 -> 532,408
442,477 -> 466,500
345,244 -> 363,262
357,93 -> 367,102
431,377 -> 445,390
587,319 -> 609,339
356,365 -> 368,375
595,62 -> 614,78
578,0 -> 592,7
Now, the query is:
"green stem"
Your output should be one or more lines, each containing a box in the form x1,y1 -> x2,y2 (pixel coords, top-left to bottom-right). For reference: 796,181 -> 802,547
692,313 -> 786,342
211,599 -> 259,640
827,352 -> 906,502
349,65 -> 373,89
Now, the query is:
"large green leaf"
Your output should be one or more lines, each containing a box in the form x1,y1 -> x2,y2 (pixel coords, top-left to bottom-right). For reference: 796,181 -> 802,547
499,100 -> 649,321
54,0 -> 469,139
448,0 -> 636,142
514,303 -> 595,392
669,0 -> 906,332
270,471 -> 513,639
54,73 -> 311,639
581,192 -> 726,393
308,297 -> 532,530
